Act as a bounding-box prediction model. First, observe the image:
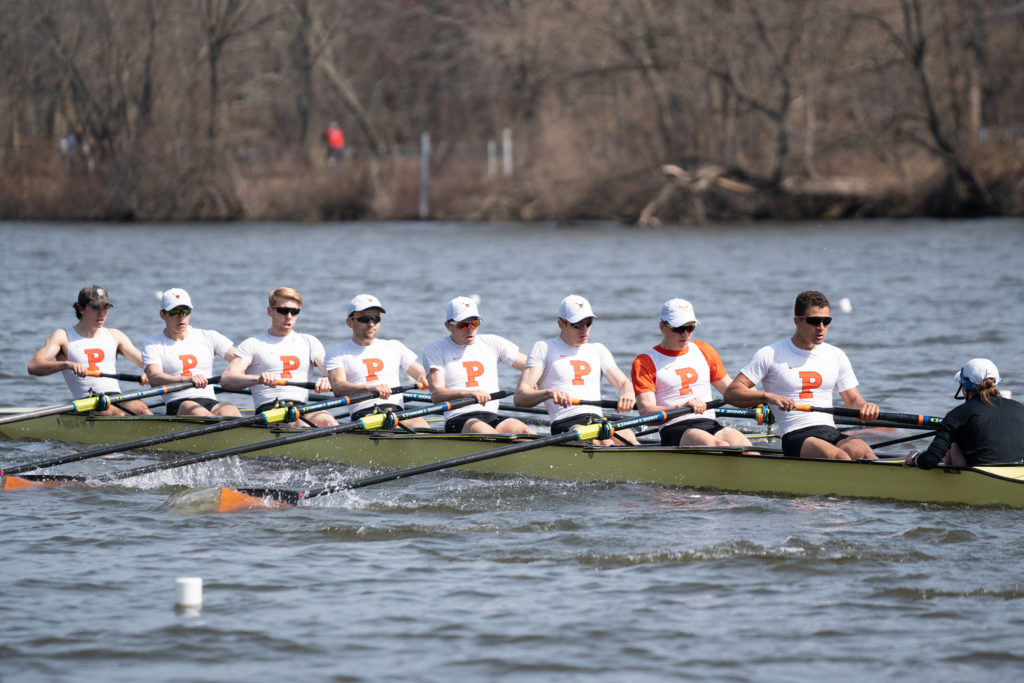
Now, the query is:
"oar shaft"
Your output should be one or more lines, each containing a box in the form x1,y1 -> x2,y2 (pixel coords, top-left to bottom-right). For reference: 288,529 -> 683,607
95,391 -> 506,482
0,381 -> 196,425
796,405 -> 943,427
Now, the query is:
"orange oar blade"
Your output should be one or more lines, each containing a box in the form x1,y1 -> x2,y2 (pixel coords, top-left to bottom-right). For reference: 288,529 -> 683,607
216,487 -> 290,513
1,475 -> 62,490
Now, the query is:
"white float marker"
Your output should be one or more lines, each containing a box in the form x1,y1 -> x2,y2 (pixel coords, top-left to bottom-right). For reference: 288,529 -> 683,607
838,297 -> 852,313
175,577 -> 203,608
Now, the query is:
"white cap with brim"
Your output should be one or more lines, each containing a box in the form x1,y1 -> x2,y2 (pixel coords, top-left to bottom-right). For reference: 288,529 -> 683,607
558,295 -> 596,324
161,288 -> 193,311
661,298 -> 699,327
955,358 -> 1000,391
446,296 -> 480,322
347,294 -> 386,316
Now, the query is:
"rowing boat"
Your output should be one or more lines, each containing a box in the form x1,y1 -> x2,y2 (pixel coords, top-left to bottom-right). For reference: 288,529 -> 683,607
2,411 -> 1024,507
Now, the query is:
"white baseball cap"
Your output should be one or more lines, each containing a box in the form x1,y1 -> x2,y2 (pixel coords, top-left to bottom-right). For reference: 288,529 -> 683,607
347,294 -> 386,316
446,296 -> 480,322
161,288 -> 193,312
955,358 -> 1000,391
557,295 -> 596,324
661,298 -> 699,327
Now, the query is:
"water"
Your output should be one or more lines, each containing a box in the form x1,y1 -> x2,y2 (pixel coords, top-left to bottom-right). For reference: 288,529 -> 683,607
2,219 -> 1024,681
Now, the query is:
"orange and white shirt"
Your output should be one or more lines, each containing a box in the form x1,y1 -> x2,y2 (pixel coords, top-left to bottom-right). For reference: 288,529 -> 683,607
631,341 -> 726,429
423,334 -> 520,419
62,327 -> 121,398
738,338 -> 858,435
325,338 -> 418,417
142,327 -> 234,405
234,330 -> 325,407
526,337 -> 617,423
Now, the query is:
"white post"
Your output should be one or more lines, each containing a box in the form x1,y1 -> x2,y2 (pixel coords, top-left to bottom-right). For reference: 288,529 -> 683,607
419,132 -> 431,219
487,140 -> 497,177
502,127 -> 513,177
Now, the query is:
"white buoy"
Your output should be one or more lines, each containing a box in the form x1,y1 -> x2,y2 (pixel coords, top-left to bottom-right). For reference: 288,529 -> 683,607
838,297 -> 852,313
175,577 -> 203,608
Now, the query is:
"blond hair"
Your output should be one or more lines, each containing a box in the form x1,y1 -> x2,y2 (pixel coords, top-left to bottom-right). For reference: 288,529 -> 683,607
269,287 -> 303,307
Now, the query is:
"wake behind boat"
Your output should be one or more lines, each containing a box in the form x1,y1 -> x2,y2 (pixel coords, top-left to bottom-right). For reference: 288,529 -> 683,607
3,409 -> 1024,508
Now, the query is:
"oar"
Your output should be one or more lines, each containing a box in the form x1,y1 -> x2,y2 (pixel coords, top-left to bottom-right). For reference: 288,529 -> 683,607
404,392 -> 627,415
0,381 -> 204,427
871,431 -> 937,450
794,404 -> 944,427
0,382 -> 423,479
87,371 -> 147,382
215,399 -> 726,509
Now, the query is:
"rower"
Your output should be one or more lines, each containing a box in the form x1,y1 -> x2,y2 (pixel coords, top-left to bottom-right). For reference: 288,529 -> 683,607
220,286 -> 336,428
514,294 -> 638,446
905,358 -> 1024,468
632,299 -> 752,448
141,288 -> 241,417
724,290 -> 879,460
324,294 -> 430,429
27,284 -> 153,416
423,296 -> 531,434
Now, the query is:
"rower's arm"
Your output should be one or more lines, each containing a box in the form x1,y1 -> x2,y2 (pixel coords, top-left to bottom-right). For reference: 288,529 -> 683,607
513,365 -> 551,407
110,328 -> 145,368
724,373 -> 793,410
28,329 -> 71,376
220,355 -> 257,390
603,366 -> 636,411
839,386 -> 879,422
427,367 -> 490,406
328,367 -> 388,398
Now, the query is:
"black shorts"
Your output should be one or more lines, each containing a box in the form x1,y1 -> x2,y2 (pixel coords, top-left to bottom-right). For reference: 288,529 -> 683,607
255,400 -> 307,415
550,413 -> 602,435
781,424 -> 846,458
445,411 -> 501,433
659,418 -> 725,446
166,396 -> 220,416
351,403 -> 403,421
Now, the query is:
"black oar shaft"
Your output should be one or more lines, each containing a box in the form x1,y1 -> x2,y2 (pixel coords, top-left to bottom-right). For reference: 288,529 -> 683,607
800,405 -> 944,427
0,381 -> 196,426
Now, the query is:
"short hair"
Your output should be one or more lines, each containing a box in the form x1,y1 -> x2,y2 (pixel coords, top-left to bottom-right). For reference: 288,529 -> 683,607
269,287 -> 303,307
794,290 -> 829,316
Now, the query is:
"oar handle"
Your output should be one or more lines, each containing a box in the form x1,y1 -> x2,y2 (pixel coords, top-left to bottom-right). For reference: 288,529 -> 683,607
95,390 -> 508,481
794,404 -> 944,427
88,371 -> 144,382
249,399 -> 723,504
569,399 -> 627,408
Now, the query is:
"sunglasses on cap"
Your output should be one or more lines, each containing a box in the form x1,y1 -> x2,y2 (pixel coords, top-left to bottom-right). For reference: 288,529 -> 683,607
353,315 -> 381,324
663,321 -> 696,334
166,307 -> 192,318
563,318 -> 593,329
452,319 -> 480,330
275,306 -> 301,316
801,316 -> 832,327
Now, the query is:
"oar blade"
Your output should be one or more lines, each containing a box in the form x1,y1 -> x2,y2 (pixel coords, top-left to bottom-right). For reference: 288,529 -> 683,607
1,474 -> 65,490
162,486 -> 291,513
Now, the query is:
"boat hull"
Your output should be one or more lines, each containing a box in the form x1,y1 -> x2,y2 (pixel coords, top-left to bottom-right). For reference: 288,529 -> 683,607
3,413 -> 1024,507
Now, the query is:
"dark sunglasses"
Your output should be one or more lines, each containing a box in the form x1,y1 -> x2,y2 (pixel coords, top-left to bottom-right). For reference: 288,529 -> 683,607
354,315 -> 381,324
454,319 -> 480,330
166,307 -> 192,318
663,321 -> 696,333
802,316 -> 832,327
565,318 -> 593,329
275,306 -> 301,316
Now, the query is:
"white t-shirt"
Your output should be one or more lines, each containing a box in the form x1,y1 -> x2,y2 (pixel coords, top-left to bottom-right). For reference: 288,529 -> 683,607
324,338 -> 418,417
525,337 -> 617,422
233,330 -> 325,408
738,338 -> 858,435
423,333 -> 520,419
61,327 -> 120,398
142,327 -> 234,404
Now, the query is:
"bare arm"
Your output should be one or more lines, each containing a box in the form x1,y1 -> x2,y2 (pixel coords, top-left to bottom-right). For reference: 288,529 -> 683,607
603,366 -> 636,412
328,367 -> 390,399
28,329 -> 74,376
109,328 -> 145,368
427,367 -> 490,406
839,386 -> 879,422
221,355 -> 258,390
724,373 -> 796,411
514,365 -> 562,407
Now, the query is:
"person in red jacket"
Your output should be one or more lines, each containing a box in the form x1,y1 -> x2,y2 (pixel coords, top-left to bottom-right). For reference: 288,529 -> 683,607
325,122 -> 345,165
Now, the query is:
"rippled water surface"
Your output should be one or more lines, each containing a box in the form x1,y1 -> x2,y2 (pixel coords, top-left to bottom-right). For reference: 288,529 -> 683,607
2,219 -> 1024,681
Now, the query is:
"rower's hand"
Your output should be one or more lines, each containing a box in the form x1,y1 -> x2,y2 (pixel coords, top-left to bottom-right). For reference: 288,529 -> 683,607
139,372 -> 150,386
189,374 -> 209,389
471,390 -> 492,406
69,362 -> 90,378
549,389 -> 573,407
258,372 -> 279,387
904,449 -> 920,468
375,383 -> 392,399
314,377 -> 332,394
859,402 -> 880,422
617,395 -> 636,412
686,397 -> 707,414
769,393 -> 796,411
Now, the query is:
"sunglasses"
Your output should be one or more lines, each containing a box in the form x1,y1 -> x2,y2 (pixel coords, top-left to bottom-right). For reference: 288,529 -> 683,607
802,316 -> 832,327
275,306 -> 301,317
354,315 -> 381,324
453,319 -> 480,330
166,307 -> 192,318
663,321 -> 696,333
89,303 -> 113,311
565,318 -> 593,329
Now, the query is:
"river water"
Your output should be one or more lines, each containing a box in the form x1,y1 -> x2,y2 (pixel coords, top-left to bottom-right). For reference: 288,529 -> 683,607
1,219 -> 1023,681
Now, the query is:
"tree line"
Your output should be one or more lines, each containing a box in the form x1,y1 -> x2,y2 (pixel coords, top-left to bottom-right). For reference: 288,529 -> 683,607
1,0 -> 1022,223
